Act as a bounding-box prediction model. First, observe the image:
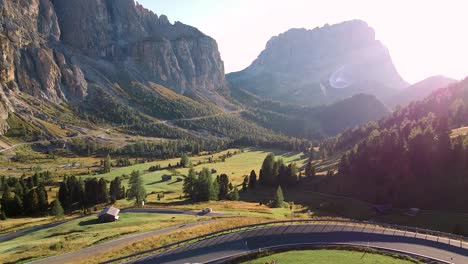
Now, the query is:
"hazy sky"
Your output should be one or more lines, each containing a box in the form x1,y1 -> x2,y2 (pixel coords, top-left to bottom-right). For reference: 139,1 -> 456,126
138,0 -> 468,84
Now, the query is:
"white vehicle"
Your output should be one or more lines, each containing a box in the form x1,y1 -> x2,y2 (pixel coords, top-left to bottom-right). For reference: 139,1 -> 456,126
202,208 -> 212,214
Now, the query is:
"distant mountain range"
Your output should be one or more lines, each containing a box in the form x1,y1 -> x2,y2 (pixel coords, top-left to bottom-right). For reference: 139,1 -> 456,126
227,20 -> 409,106
385,75 -> 457,109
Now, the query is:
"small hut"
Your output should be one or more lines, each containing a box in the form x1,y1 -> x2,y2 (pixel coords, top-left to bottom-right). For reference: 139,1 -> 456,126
162,174 -> 172,181
98,206 -> 120,222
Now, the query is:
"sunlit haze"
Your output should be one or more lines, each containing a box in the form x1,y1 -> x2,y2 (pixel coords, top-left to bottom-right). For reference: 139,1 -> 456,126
138,0 -> 468,83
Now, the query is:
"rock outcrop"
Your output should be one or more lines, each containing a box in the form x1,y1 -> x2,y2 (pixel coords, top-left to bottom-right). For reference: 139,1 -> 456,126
0,0 -> 227,134
51,0 -> 225,96
227,20 -> 409,106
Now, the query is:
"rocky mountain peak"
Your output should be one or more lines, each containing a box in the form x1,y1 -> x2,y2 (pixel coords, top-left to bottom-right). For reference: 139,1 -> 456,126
228,20 -> 408,106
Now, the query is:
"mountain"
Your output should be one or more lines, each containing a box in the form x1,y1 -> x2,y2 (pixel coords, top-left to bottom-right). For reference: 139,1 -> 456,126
385,75 -> 457,109
321,77 -> 468,211
227,20 -> 408,106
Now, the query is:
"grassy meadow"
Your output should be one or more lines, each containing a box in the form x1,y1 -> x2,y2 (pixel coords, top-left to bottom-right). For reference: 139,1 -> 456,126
242,249 -> 422,264
0,213 -> 207,263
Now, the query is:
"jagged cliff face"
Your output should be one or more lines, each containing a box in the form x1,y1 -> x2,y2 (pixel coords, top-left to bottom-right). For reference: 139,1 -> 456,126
0,0 -> 227,134
227,20 -> 409,106
51,0 -> 225,96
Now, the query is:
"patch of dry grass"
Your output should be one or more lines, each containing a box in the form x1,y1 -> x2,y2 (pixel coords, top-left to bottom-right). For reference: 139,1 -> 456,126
82,216 -> 271,264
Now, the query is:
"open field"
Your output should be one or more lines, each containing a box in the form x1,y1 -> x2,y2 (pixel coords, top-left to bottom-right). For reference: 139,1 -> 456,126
90,148 -> 309,204
242,249 -> 421,264
0,216 -> 56,234
0,213 -> 207,264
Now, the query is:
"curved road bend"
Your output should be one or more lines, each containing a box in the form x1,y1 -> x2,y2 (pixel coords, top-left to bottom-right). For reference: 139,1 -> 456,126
30,220 -> 216,264
129,224 -> 468,264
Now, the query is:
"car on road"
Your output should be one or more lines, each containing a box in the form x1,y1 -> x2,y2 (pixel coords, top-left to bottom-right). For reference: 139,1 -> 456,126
202,208 -> 212,214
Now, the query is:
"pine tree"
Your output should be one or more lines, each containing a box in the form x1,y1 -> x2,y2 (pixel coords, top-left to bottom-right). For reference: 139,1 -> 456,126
37,184 -> 49,213
14,181 -> 24,199
305,160 -> 315,177
127,170 -> 146,204
0,210 -> 6,220
11,195 -> 24,216
248,170 -> 257,189
273,185 -> 284,208
98,178 -> 109,203
183,166 -> 197,199
24,189 -> 39,215
103,154 -> 112,173
197,168 -> 217,201
51,200 -> 64,219
180,153 -> 190,167
260,153 -> 275,186
1,185 -> 12,216
58,182 -> 70,210
229,187 -> 240,201
242,176 -> 248,191
217,174 -> 230,200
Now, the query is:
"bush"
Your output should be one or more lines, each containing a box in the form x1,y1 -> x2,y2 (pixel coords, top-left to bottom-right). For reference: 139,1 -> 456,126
0,210 -> 6,220
49,241 -> 64,250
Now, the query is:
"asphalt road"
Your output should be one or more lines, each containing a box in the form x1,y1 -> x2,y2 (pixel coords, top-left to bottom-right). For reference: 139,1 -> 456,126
129,224 -> 468,264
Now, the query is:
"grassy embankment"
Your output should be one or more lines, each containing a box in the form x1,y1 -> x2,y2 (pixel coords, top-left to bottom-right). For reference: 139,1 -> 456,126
0,213 -> 207,264
241,249 -> 422,264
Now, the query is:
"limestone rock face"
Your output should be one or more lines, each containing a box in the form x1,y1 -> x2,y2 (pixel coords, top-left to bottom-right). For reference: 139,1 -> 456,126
0,0 -> 227,134
228,20 -> 409,106
0,0 -> 88,103
51,0 -> 225,96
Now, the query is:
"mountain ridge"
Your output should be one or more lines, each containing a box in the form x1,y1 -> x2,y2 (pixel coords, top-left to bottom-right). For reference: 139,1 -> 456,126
227,20 -> 408,106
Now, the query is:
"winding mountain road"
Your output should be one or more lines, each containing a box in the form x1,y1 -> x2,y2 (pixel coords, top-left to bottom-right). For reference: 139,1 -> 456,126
129,223 -> 468,264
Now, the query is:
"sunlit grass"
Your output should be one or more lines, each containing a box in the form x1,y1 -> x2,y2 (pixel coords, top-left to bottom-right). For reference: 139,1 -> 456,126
0,213 -> 205,263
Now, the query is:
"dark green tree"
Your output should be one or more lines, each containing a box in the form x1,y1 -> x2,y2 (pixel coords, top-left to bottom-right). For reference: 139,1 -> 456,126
1,186 -> 13,216
51,200 -> 64,219
58,182 -> 70,210
305,160 -> 315,177
248,170 -> 257,189
242,175 -> 248,191
260,153 -> 275,186
180,153 -> 190,167
272,185 -> 284,208
196,168 -> 217,201
183,166 -> 197,199
229,187 -> 240,201
127,170 -> 146,204
37,184 -> 49,213
217,174 -> 230,200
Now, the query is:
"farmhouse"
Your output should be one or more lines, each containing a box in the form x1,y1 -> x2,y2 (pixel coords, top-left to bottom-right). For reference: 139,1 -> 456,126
98,206 -> 120,222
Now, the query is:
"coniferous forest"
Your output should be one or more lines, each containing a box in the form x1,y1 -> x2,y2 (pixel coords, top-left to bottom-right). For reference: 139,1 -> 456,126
319,79 -> 468,211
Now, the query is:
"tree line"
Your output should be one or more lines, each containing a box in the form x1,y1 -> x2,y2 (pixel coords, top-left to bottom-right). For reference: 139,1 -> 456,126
1,173 -> 50,218
183,167 -> 240,202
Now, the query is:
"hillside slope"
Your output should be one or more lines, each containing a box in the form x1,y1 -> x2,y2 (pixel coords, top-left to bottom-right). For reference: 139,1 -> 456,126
321,78 -> 468,211
385,75 -> 457,109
